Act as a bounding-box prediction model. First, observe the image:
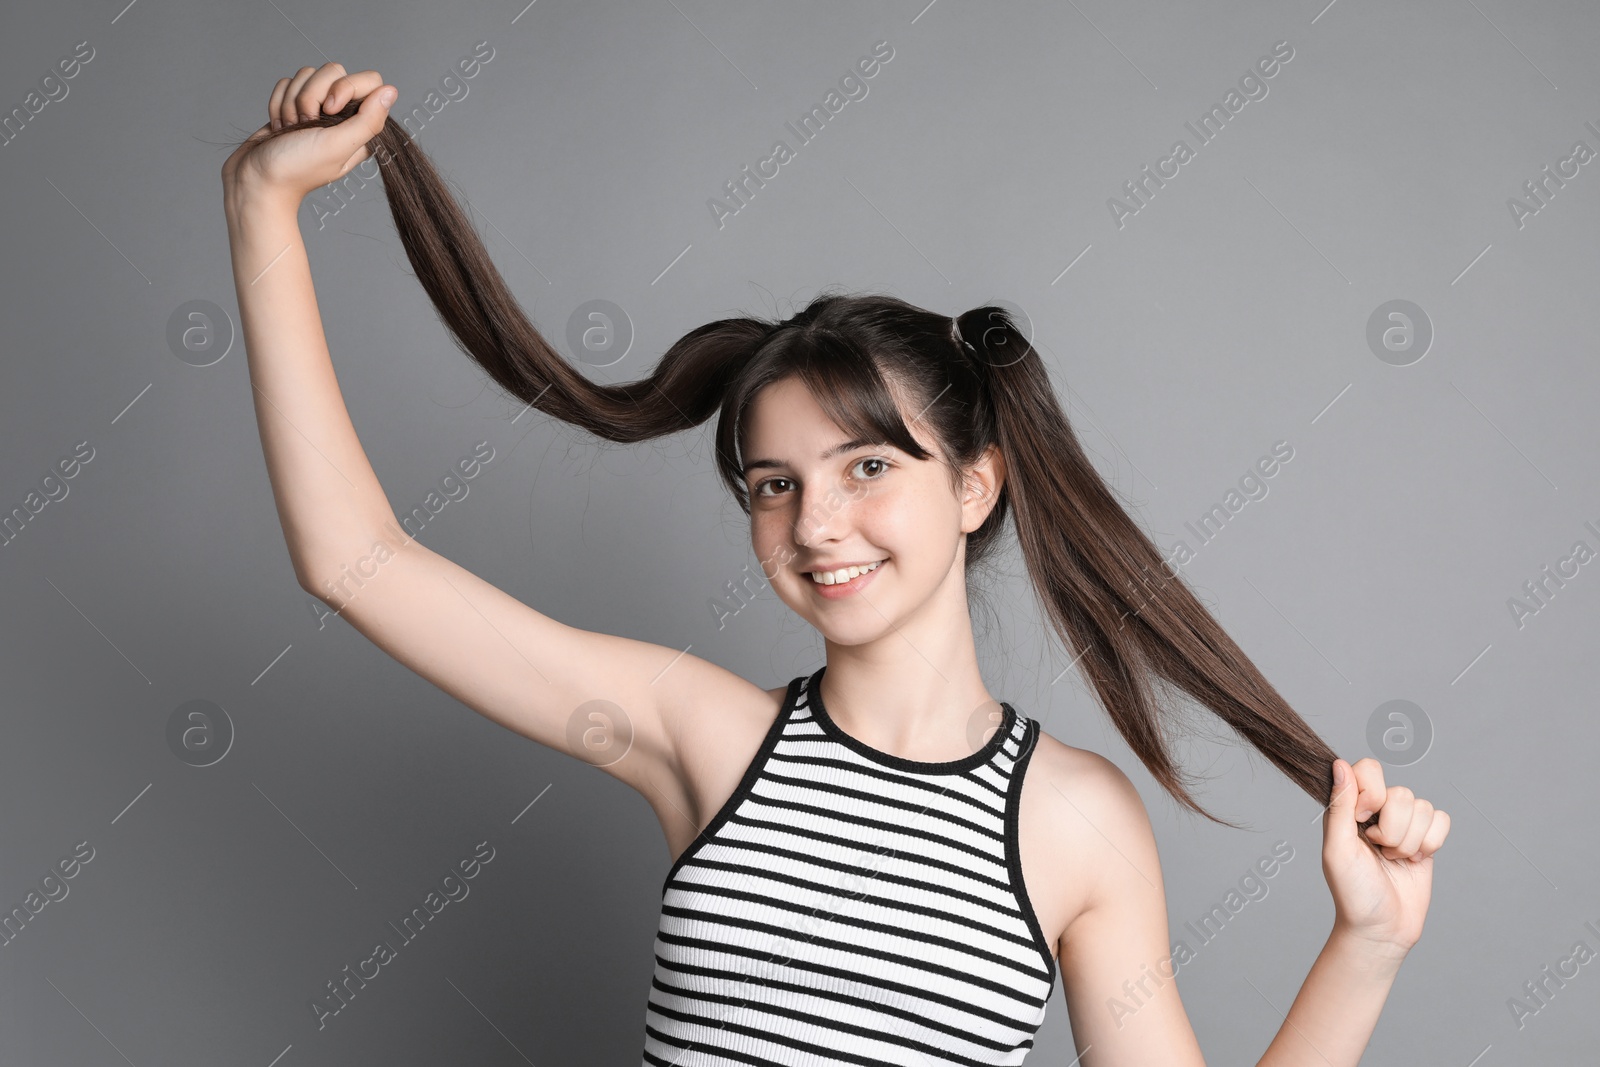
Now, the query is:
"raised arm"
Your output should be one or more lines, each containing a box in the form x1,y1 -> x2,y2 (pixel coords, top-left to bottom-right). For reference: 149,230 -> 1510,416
218,64 -> 757,808
220,66 -> 398,578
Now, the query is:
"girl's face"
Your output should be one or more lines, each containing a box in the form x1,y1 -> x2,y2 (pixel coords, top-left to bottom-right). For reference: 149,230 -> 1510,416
741,374 -> 1003,646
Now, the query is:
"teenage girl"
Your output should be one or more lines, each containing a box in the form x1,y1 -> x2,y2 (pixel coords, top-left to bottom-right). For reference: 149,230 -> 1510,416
221,65 -> 1451,1066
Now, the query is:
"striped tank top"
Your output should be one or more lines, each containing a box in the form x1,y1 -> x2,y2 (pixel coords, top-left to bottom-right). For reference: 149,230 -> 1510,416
642,666 -> 1057,1065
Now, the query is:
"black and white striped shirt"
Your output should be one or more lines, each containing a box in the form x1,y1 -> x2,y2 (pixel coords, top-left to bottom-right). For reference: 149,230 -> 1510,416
642,666 -> 1057,1065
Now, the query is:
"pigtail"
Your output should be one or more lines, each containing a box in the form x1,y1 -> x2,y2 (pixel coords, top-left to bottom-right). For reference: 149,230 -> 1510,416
957,307 -> 1340,825
243,105 -> 770,443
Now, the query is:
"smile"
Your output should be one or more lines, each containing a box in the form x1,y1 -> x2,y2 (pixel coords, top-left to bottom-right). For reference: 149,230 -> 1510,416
809,560 -> 883,585
806,560 -> 885,599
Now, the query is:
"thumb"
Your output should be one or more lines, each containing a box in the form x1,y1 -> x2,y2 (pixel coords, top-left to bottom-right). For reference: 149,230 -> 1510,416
1323,759 -> 1360,844
332,84 -> 397,160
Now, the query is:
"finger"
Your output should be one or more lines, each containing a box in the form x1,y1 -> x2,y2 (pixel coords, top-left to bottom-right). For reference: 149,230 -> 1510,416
1351,756 -> 1387,823
268,77 -> 291,131
330,83 -> 397,173
1366,784 -> 1413,850
323,69 -> 385,115
1378,797 -> 1431,859
293,61 -> 348,122
1394,798 -> 1434,857
1321,759 -> 1361,845
281,66 -> 318,127
1416,809 -> 1451,858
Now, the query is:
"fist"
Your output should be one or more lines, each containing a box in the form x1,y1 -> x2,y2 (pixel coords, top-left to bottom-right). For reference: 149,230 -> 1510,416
221,62 -> 397,206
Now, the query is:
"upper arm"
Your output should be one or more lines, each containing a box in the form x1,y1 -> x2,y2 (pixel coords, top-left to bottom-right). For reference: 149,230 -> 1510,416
299,532 -> 758,799
1054,754 -> 1207,1066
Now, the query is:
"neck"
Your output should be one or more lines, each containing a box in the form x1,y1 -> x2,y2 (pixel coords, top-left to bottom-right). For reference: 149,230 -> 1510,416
818,562 -> 1000,762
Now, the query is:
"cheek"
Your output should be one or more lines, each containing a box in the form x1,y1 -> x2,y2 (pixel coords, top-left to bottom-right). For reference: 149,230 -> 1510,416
857,495 -> 940,575
856,495 -> 904,542
750,514 -> 793,571
864,484 -> 958,555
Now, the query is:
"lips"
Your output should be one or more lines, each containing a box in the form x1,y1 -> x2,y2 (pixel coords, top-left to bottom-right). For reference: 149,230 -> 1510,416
806,560 -> 885,599
808,560 -> 884,585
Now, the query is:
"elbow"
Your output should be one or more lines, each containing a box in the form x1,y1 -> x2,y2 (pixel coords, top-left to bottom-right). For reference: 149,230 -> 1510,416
293,531 -> 416,600
296,564 -> 364,626
292,551 -> 351,601
290,531 -> 381,597
294,563 -> 336,602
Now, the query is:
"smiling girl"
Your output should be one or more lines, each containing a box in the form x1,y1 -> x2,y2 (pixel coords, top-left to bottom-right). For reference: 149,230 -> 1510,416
221,64 -> 1451,1066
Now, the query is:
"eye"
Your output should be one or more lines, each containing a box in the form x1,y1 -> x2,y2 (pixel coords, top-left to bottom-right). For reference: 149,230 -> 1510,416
853,456 -> 891,480
753,476 -> 794,499
751,456 -> 891,499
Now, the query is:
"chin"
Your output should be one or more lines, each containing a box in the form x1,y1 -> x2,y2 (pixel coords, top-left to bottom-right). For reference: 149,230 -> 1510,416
813,622 -> 894,648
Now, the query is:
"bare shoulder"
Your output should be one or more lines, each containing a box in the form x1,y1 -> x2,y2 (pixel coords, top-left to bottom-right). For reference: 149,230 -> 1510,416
1027,728 -> 1151,828
645,659 -> 790,864
1018,727 -> 1163,952
1021,728 -> 1203,1060
659,662 -> 788,778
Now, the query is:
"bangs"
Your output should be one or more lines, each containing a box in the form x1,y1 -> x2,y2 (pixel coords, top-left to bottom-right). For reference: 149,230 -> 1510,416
785,329 -> 936,463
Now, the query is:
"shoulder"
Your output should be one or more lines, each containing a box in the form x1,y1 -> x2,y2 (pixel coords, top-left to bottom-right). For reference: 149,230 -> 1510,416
650,655 -> 789,764
629,664 -> 794,865
1025,725 -> 1151,832
1019,726 -> 1204,1061
661,670 -> 792,820
1018,725 -> 1165,935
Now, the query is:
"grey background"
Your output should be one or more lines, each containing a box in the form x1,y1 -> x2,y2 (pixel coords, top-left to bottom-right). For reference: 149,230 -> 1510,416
2,0 -> 1596,1064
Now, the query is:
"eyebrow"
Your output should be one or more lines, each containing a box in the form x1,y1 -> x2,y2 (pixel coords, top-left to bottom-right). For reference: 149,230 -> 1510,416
742,436 -> 883,476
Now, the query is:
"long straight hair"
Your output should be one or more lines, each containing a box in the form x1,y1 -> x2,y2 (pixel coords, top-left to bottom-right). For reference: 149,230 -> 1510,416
242,109 -> 1347,826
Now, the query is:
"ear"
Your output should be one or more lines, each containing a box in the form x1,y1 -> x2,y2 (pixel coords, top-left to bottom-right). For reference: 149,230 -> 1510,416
959,444 -> 1006,533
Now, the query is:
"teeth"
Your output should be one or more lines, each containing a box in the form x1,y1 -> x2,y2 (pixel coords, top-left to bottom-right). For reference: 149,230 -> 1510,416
810,561 -> 882,585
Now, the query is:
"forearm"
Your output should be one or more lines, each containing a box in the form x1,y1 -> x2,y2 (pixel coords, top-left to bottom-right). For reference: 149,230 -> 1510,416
1254,925 -> 1407,1067
223,185 -> 396,584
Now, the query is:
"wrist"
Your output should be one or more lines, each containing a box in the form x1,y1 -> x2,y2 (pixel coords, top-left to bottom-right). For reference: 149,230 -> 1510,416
1329,921 -> 1410,979
224,178 -> 304,228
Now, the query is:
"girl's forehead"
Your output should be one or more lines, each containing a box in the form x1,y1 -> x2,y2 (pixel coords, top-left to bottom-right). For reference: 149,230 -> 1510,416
746,374 -> 919,437
739,372 -> 946,472
743,381 -> 847,449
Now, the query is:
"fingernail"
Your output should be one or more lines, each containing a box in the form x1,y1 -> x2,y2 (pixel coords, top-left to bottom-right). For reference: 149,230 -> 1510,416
378,87 -> 397,107
1356,810 -> 1371,821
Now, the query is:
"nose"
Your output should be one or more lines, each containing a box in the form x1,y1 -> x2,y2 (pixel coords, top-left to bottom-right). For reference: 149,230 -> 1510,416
792,481 -> 851,549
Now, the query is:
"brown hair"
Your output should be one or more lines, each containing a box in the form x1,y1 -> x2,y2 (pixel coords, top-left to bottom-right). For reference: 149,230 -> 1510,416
240,108 -> 1348,827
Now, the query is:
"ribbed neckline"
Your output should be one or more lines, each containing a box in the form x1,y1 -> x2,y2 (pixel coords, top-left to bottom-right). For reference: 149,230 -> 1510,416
804,666 -> 1016,774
